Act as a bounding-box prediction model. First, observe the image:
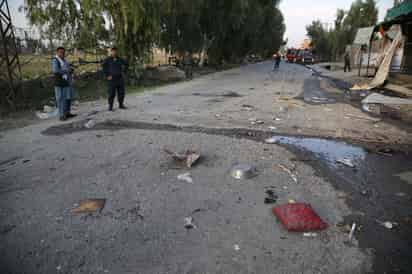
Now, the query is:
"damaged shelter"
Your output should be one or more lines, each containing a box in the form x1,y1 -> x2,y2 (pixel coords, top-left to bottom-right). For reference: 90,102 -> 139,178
350,0 -> 412,122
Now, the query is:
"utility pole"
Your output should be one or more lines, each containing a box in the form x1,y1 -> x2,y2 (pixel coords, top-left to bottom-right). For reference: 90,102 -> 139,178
0,0 -> 22,109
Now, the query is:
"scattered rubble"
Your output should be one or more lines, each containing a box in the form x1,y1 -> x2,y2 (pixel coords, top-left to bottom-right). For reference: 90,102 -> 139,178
230,164 -> 258,180
336,158 -> 356,168
348,223 -> 356,241
249,118 -> 264,125
72,199 -> 106,214
264,190 -> 278,204
177,172 -> 194,184
303,232 -> 318,238
84,120 -> 96,129
278,164 -> 298,183
164,148 -> 200,168
36,108 -> 58,120
184,217 -> 195,229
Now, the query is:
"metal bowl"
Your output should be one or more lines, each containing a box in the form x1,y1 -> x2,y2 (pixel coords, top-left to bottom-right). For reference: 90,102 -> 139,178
230,164 -> 257,180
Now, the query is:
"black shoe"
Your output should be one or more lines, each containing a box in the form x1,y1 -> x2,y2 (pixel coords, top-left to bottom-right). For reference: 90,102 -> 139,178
59,116 -> 67,121
66,113 -> 77,119
108,106 -> 114,112
119,105 -> 127,110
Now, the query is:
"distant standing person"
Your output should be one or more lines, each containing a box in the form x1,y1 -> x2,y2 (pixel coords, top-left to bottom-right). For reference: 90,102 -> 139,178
273,52 -> 281,70
102,47 -> 129,111
344,52 -> 351,72
182,52 -> 193,80
52,47 -> 76,121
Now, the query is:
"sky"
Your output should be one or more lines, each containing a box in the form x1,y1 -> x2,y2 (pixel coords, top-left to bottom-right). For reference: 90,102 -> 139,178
10,0 -> 393,47
279,0 -> 393,47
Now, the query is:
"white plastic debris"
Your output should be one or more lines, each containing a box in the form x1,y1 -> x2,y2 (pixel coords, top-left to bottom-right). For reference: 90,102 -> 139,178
35,109 -> 58,120
43,105 -> 54,113
362,93 -> 412,105
177,173 -> 193,184
303,232 -> 318,237
233,244 -> 240,251
184,217 -> 195,229
376,220 -> 398,230
336,158 -> 355,168
84,120 -> 96,129
383,222 -> 395,229
348,223 -> 356,241
265,137 -> 277,144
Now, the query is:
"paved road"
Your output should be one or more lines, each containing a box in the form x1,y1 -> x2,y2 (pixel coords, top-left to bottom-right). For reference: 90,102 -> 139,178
1,61 -> 400,273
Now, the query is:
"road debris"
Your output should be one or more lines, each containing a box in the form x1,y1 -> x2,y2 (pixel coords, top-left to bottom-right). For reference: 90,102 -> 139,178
348,223 -> 356,241
72,199 -> 106,214
230,164 -> 258,180
0,224 -> 16,234
164,148 -> 200,168
303,232 -> 318,237
241,104 -> 255,111
264,190 -> 278,204
177,172 -> 194,184
336,158 -> 355,168
268,126 -> 277,131
273,203 -> 328,232
35,108 -> 58,120
265,137 -> 277,144
184,217 -> 195,229
278,164 -> 298,183
362,93 -> 412,105
233,244 -> 240,251
376,220 -> 398,230
87,110 -> 99,117
249,118 -> 264,125
344,114 -> 381,122
84,120 -> 97,129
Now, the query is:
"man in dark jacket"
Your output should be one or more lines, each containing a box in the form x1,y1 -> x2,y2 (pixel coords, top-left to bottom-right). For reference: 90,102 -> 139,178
102,47 -> 129,111
344,52 -> 351,72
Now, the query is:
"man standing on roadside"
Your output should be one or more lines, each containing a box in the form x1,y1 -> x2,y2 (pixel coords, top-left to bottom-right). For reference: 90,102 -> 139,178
344,51 -> 351,72
52,47 -> 76,121
102,47 -> 129,111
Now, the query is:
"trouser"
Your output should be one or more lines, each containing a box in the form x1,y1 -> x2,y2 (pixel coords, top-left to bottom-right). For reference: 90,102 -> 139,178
107,80 -> 125,108
344,61 -> 351,72
273,60 -> 280,69
184,65 -> 193,79
55,86 -> 72,118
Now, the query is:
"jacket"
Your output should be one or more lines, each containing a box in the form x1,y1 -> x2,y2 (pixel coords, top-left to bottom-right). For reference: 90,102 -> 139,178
102,57 -> 129,81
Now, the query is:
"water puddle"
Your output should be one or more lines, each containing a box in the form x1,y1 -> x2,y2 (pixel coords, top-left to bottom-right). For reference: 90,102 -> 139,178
266,135 -> 365,169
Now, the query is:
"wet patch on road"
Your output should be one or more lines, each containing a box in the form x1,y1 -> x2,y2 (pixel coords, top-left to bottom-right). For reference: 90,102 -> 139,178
191,91 -> 243,98
295,77 -> 343,105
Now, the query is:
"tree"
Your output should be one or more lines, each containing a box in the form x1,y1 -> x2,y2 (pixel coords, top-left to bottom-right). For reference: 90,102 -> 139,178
22,0 -> 285,65
307,0 -> 378,62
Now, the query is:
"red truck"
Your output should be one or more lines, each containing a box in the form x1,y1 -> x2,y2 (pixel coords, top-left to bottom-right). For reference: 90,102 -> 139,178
286,48 -> 298,63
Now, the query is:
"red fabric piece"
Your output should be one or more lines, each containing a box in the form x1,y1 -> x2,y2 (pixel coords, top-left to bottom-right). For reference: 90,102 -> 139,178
273,203 -> 328,232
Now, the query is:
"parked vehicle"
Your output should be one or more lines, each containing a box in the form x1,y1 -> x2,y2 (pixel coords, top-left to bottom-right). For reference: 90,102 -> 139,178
295,50 -> 315,65
286,48 -> 297,63
294,50 -> 303,63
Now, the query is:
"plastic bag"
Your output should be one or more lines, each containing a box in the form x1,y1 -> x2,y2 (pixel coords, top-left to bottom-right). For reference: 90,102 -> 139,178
272,203 -> 328,232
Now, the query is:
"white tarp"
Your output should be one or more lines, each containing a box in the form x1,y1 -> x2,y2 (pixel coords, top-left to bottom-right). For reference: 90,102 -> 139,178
367,30 -> 403,89
362,93 -> 412,105
353,27 -> 375,45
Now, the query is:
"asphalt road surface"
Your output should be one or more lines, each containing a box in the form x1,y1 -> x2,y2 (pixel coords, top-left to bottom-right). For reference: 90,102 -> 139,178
1,61 -> 411,273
